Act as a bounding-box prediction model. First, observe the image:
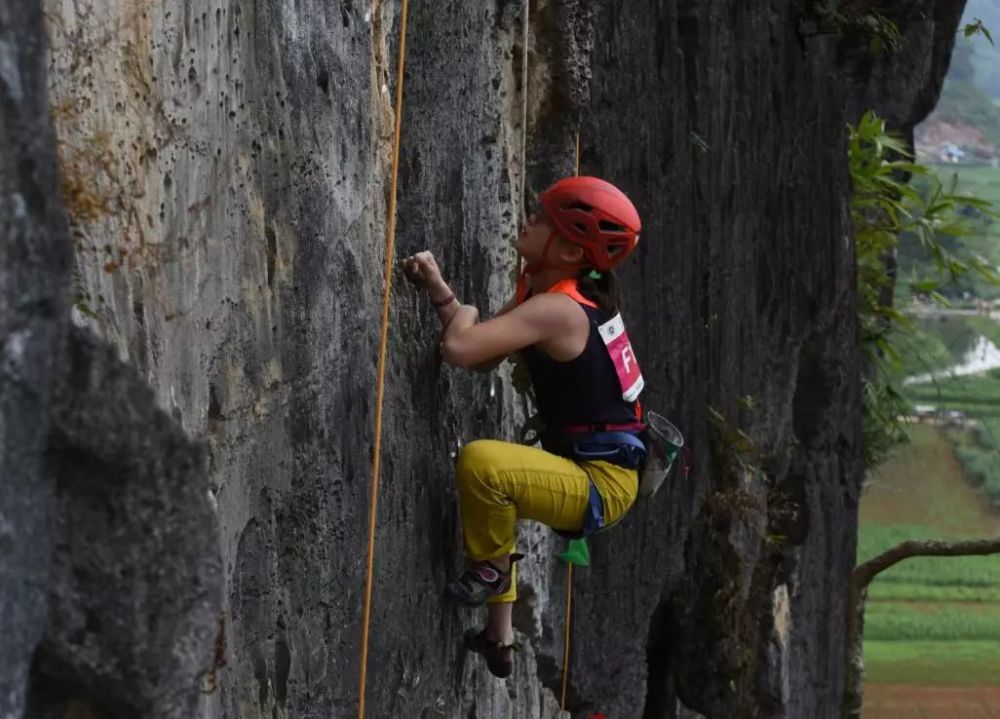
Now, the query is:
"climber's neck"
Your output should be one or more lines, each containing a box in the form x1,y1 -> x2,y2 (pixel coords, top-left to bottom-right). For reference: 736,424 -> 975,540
527,267 -> 578,295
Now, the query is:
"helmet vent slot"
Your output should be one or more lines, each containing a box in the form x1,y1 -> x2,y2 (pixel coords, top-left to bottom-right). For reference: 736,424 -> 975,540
599,220 -> 626,233
566,202 -> 594,213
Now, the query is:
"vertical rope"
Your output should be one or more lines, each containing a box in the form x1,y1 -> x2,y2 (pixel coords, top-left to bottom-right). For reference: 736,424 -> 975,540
560,563 -> 574,709
519,0 -> 531,224
560,131 -> 582,713
358,0 -> 410,716
574,132 -> 580,176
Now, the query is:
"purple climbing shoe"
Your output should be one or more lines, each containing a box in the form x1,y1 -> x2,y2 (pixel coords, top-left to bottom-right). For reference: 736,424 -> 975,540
445,554 -> 524,607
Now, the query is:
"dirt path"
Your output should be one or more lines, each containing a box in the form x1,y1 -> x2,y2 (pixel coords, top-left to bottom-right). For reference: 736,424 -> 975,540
861,425 -> 1000,536
865,684 -> 1000,718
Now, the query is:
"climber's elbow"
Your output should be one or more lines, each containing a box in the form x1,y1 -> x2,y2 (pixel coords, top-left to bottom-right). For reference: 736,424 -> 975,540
441,313 -> 519,369
441,337 -> 477,368
441,334 -> 505,369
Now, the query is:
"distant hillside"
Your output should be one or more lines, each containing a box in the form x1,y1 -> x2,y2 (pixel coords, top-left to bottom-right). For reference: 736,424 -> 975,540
915,3 -> 1000,163
924,79 -> 1000,152
965,0 -> 1000,99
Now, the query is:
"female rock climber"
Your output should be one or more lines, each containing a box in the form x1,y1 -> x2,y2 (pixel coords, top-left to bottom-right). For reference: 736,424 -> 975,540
403,176 -> 646,679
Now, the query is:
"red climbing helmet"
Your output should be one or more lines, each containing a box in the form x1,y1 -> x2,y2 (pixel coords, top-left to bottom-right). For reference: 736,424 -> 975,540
539,176 -> 641,271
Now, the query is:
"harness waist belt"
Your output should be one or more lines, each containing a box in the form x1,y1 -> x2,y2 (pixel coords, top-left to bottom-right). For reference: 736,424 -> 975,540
553,430 -> 647,540
568,430 -> 647,468
562,421 -> 647,434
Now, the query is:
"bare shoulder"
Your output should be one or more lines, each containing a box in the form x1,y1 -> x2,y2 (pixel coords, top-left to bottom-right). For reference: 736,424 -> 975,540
511,292 -> 591,344
518,291 -> 587,321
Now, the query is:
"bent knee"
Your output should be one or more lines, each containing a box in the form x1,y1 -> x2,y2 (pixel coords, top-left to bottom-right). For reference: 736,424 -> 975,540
456,440 -> 501,488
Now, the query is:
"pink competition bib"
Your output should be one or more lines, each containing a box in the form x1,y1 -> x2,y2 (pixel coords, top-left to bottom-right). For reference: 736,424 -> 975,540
597,313 -> 644,402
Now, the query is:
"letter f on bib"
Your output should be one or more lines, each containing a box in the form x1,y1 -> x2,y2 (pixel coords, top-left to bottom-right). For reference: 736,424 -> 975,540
622,345 -> 635,373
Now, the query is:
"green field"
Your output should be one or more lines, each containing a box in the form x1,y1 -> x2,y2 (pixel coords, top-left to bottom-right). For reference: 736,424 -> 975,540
860,423 -> 1000,686
864,640 -> 1000,686
905,362 -> 1000,506
865,601 -> 1000,641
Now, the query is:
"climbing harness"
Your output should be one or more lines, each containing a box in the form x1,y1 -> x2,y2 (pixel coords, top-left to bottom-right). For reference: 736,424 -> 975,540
357,0 -> 410,716
549,428 -> 647,541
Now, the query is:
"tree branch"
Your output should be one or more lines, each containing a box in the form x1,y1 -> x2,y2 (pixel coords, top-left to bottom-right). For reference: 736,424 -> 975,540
854,536 -> 1000,590
843,535 -> 1000,719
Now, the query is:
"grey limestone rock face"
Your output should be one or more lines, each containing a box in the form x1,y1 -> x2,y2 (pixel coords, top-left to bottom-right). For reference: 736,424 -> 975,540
0,0 -> 72,715
2,0 -> 968,717
2,2 -> 223,718
842,0 -> 969,136
27,326 -> 222,719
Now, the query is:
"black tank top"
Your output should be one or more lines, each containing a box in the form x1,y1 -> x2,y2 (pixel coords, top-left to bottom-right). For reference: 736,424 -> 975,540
520,283 -> 639,430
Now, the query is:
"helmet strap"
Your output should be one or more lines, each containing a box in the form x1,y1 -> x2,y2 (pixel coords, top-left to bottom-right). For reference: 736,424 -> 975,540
516,266 -> 530,305
525,231 -> 586,273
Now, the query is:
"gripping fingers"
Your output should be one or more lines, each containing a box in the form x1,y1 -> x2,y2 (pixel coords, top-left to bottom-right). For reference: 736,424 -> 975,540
402,251 -> 440,287
402,255 -> 425,285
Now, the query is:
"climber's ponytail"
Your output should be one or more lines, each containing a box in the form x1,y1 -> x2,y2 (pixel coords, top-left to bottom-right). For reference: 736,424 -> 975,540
576,268 -> 621,317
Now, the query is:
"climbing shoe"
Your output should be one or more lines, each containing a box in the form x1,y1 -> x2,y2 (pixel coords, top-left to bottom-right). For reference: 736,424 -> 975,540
464,628 -> 518,679
445,554 -> 524,607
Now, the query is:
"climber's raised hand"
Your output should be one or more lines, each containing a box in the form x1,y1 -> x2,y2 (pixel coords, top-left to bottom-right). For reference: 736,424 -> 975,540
402,251 -> 445,292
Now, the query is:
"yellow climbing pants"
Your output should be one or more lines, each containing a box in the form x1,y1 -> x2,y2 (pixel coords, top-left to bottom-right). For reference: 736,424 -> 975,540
455,439 -> 638,603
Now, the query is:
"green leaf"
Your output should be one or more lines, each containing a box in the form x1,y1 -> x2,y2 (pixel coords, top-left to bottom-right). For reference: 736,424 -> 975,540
964,19 -> 994,45
908,279 -> 941,293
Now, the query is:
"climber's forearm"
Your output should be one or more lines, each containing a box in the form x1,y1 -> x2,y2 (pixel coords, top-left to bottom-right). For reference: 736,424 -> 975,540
427,279 -> 460,326
465,296 -> 517,372
442,304 -> 479,336
426,278 -> 480,337
428,279 -> 507,371
442,295 -> 504,371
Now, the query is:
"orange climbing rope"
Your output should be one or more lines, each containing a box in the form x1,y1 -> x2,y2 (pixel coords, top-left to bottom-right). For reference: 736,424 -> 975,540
559,131 -> 582,713
357,0 -> 410,716
519,0 -> 531,225
560,562 -> 574,708
358,0 -> 580,711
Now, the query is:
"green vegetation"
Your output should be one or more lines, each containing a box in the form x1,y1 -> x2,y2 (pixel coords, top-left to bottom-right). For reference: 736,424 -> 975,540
890,317 -> 969,378
953,441 -> 1000,507
850,112 -> 998,468
963,18 -> 994,46
898,167 -> 1000,302
812,1 -> 902,54
868,581 -> 1000,603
